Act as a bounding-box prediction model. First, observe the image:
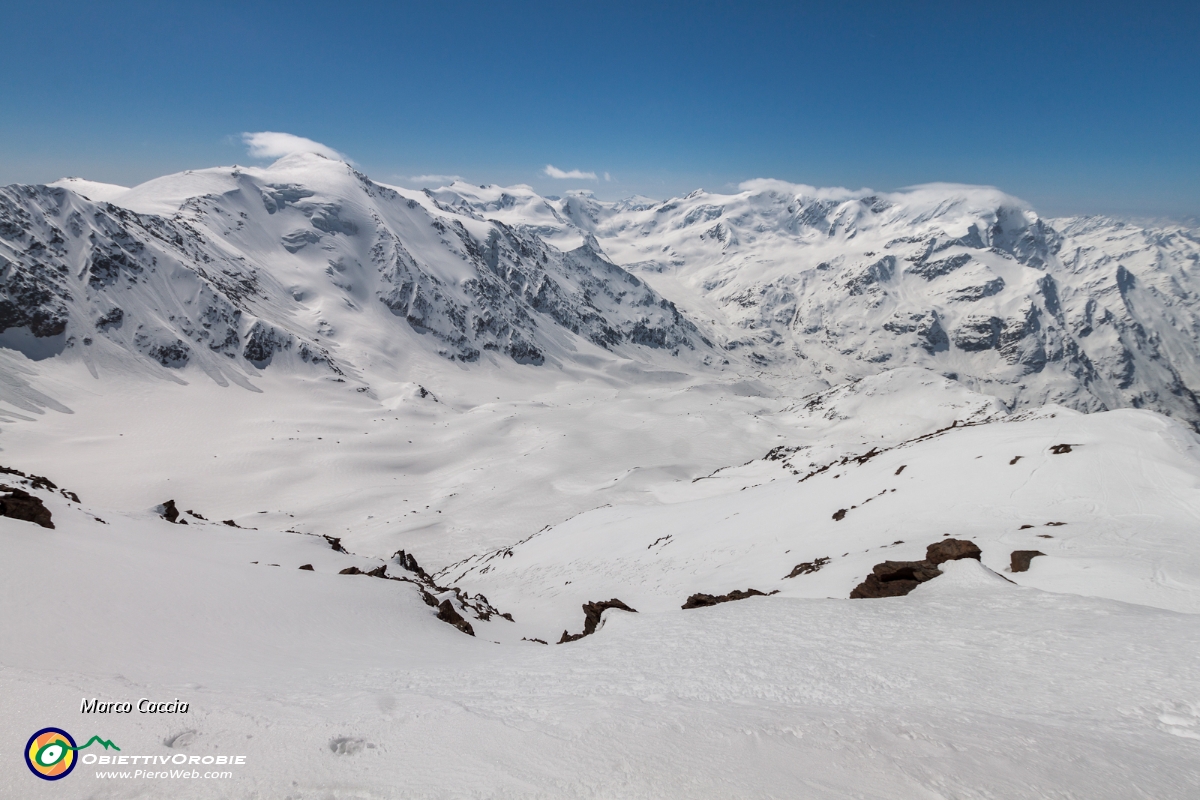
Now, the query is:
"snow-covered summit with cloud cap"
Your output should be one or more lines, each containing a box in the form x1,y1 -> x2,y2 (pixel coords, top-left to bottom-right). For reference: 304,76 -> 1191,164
1,152 -> 708,391
241,130 -> 352,162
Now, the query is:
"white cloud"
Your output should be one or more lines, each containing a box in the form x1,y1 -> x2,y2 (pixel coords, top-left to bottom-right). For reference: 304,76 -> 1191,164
604,171 -> 614,182
407,174 -> 463,185
544,164 -> 598,180
242,131 -> 349,162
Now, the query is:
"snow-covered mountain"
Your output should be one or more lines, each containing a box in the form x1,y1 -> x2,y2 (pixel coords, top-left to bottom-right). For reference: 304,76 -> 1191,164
5,161 -> 1200,427
439,180 -> 1200,425
0,154 -> 709,395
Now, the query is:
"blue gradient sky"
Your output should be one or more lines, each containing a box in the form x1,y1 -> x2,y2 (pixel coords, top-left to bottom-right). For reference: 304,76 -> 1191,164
2,1 -> 1197,216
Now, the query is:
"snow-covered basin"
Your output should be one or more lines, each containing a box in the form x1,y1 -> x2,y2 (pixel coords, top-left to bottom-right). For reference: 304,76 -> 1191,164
2,500 -> 1199,798
0,358 -> 992,570
449,405 -> 1200,640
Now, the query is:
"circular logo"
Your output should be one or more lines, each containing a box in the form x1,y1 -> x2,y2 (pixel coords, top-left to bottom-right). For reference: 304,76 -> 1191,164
25,728 -> 77,780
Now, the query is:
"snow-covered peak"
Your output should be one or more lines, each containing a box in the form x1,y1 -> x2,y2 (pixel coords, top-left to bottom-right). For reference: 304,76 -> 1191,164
1,158 -> 714,389
9,160 -> 1200,426
47,176 -> 130,203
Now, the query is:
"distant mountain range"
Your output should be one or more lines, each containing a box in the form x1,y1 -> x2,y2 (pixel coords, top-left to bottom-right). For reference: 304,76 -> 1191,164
3,153 -> 1199,425
437,179 -> 1200,424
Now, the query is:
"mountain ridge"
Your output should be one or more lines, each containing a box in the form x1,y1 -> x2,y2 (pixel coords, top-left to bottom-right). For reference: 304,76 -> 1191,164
439,179 -> 1200,425
1,156 -> 1197,427
0,154 -> 713,389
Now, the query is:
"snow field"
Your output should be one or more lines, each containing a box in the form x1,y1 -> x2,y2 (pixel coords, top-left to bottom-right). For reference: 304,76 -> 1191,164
3,503 -> 1198,798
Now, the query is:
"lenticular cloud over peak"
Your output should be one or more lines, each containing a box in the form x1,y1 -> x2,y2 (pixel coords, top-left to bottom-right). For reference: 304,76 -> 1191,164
242,131 -> 349,163
544,164 -> 597,180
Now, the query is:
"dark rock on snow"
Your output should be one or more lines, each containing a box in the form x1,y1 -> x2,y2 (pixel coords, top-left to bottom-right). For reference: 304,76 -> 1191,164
391,548 -> 430,580
559,599 -> 637,643
850,538 -> 982,599
784,557 -> 831,578
158,499 -> 180,523
1010,550 -> 1045,573
682,588 -> 775,609
850,560 -> 943,599
925,538 -> 982,565
436,599 -> 475,636
0,488 -> 54,528
0,464 -> 58,492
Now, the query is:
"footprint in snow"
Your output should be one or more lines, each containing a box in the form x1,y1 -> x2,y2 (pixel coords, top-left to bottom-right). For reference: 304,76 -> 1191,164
164,730 -> 197,748
329,736 -> 375,755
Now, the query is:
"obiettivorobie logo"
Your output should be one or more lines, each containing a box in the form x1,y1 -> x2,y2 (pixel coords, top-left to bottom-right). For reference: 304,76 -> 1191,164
25,728 -> 120,780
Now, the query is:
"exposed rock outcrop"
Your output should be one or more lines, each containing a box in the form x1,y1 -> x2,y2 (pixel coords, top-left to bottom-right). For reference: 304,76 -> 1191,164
0,488 -> 53,528
925,538 -> 982,565
1010,550 -> 1045,573
0,464 -> 59,493
850,560 -> 943,599
158,499 -> 180,523
559,599 -> 637,643
436,599 -> 475,636
850,538 -> 982,598
784,557 -> 830,578
682,588 -> 775,609
392,548 -> 430,580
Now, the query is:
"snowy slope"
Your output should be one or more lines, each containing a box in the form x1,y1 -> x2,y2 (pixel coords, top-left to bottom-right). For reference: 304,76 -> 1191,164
46,177 -> 130,203
0,351 -> 820,565
445,401 -> 1200,642
3,464 -> 1200,798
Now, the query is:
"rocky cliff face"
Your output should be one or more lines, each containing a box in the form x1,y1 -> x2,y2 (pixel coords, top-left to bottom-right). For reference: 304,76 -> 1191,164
0,182 -> 285,375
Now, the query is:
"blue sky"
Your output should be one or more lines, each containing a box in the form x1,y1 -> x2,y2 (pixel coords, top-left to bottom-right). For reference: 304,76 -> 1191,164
2,1 -> 1197,216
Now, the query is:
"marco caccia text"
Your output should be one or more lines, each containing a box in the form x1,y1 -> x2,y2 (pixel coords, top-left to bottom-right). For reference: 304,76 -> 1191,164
81,698 -> 189,713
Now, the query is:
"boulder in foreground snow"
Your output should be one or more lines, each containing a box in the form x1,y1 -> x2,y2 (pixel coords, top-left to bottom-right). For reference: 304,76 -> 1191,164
0,487 -> 52,528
